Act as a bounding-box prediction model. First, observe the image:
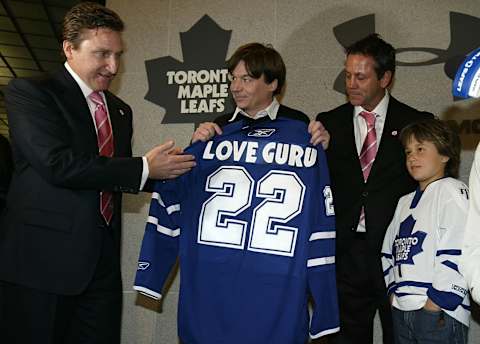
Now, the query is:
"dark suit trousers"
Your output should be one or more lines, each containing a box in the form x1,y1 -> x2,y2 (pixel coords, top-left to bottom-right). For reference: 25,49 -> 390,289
329,235 -> 394,344
0,223 -> 122,344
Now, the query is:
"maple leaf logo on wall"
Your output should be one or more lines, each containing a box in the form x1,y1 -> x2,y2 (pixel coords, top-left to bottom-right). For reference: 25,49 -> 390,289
144,15 -> 234,126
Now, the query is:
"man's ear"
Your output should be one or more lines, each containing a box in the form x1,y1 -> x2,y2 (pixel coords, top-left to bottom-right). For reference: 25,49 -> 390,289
63,40 -> 73,60
380,70 -> 392,88
268,79 -> 278,93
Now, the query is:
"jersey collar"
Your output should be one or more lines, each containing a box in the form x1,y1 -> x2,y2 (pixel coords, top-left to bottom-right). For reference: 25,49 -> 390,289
229,98 -> 280,122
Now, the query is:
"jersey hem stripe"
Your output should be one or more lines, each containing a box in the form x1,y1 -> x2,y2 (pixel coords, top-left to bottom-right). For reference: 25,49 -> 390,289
309,231 -> 336,240
147,216 -> 180,237
307,256 -> 335,267
310,326 -> 340,339
133,286 -> 162,300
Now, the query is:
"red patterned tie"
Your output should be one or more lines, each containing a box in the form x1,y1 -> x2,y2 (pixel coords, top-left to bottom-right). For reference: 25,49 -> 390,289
359,111 -> 377,180
358,111 -> 377,230
90,91 -> 114,224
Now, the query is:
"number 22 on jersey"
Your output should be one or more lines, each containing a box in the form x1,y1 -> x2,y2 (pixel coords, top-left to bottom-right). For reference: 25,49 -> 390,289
198,166 -> 333,257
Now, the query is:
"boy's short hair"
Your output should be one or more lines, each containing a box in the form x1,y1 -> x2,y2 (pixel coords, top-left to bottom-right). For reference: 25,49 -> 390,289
227,43 -> 285,96
400,118 -> 461,178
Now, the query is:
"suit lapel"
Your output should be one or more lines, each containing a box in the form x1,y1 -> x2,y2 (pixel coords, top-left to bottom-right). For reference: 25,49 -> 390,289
368,96 -> 403,180
335,104 -> 364,180
53,67 -> 98,153
105,92 -> 120,156
104,91 -> 132,157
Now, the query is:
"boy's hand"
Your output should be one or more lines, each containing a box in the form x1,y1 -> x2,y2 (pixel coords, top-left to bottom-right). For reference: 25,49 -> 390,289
423,298 -> 441,312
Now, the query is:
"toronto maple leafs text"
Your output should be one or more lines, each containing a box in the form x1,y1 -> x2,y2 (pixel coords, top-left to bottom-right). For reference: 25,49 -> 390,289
167,69 -> 229,114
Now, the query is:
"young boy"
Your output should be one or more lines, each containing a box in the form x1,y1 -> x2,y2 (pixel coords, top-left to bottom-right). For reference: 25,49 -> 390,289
381,118 -> 470,344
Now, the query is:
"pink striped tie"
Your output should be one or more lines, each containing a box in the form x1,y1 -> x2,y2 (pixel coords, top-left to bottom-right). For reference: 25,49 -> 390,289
90,91 -> 114,225
359,111 -> 377,180
358,111 -> 377,231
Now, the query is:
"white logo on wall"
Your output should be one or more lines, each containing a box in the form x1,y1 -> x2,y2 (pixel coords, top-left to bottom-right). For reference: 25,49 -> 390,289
166,69 -> 229,114
144,15 -> 234,126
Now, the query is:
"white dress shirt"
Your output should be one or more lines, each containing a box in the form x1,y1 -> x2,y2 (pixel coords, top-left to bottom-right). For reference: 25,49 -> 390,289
228,97 -> 280,122
353,90 -> 390,154
353,90 -> 390,232
65,62 -> 149,189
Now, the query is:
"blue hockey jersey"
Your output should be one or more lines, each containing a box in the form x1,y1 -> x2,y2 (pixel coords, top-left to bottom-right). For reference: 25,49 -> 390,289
134,117 -> 339,343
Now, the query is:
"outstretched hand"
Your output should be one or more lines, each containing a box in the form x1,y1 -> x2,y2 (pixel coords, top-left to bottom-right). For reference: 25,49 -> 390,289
146,140 -> 196,179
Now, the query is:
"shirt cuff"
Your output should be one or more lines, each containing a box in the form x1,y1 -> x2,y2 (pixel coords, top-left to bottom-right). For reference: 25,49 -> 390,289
140,157 -> 149,191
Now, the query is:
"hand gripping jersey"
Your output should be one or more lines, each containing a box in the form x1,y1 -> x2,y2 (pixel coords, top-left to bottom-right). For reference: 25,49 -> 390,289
134,117 -> 339,344
381,178 -> 470,326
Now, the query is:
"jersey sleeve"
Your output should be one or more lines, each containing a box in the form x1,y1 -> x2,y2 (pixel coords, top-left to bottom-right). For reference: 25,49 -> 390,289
308,149 -> 340,339
427,182 -> 469,311
461,143 -> 480,304
381,201 -> 402,296
133,178 -> 184,299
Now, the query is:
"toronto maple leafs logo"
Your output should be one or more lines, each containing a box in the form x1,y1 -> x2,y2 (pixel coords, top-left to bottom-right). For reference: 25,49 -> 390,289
247,128 -> 276,137
144,15 -> 234,126
393,215 -> 426,276
332,12 -> 480,101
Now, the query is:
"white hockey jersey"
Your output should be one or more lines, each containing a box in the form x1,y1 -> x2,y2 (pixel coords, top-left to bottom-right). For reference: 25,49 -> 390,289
381,177 -> 470,326
461,143 -> 480,304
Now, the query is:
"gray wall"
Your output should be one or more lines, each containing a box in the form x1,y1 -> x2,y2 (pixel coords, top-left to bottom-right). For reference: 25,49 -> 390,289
107,0 -> 480,342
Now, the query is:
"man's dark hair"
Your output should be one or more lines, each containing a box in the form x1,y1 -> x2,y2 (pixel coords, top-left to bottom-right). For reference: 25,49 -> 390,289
62,2 -> 124,49
227,43 -> 286,96
346,33 -> 395,81
400,118 -> 461,178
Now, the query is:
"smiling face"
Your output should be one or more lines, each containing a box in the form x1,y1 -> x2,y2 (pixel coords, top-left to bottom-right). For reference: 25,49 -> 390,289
63,28 -> 123,91
229,60 -> 277,117
405,136 -> 449,190
345,54 -> 391,111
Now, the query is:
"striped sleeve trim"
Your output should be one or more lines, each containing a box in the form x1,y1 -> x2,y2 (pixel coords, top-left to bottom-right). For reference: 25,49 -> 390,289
396,280 -> 432,289
307,256 -> 335,267
441,260 -> 459,272
387,283 -> 396,295
166,204 -> 180,214
133,285 -> 162,300
381,252 -> 393,259
310,326 -> 340,339
152,192 -> 180,214
147,216 -> 180,237
436,249 -> 461,256
152,192 -> 165,206
309,231 -> 336,241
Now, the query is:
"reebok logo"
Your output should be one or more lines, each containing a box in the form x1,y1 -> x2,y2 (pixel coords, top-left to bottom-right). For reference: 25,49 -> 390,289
138,262 -> 150,270
247,128 -> 276,137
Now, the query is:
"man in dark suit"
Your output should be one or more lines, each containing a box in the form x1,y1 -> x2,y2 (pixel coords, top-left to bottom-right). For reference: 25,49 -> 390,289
0,3 -> 195,343
316,34 -> 433,344
0,134 -> 13,213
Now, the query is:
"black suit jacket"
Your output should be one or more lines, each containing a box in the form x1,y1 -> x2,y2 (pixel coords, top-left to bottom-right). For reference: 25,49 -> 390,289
0,134 -> 13,213
316,97 -> 433,258
0,67 -> 143,295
